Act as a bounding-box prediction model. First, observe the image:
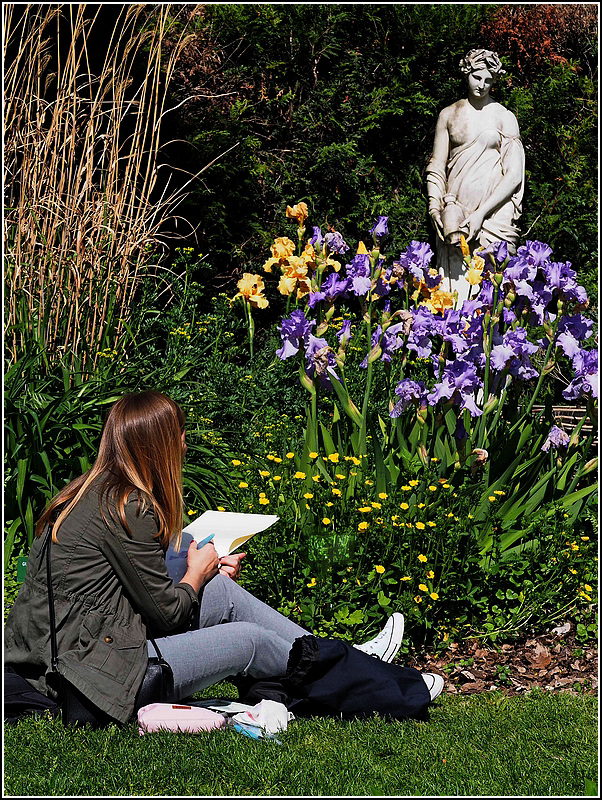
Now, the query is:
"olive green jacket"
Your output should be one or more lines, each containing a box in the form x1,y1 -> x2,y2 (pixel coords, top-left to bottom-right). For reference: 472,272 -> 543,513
4,487 -> 199,723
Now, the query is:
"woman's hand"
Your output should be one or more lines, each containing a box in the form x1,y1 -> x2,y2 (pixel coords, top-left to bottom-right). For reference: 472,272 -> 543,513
181,540 -> 219,592
429,209 -> 444,240
218,553 -> 246,582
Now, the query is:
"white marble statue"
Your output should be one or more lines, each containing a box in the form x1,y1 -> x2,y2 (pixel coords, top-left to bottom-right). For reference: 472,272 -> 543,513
426,49 -> 525,302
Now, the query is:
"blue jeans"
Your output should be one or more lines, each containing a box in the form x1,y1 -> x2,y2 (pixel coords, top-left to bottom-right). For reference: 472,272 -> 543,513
148,575 -> 308,700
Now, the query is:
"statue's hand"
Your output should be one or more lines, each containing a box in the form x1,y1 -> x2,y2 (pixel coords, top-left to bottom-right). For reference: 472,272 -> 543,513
461,210 -> 485,243
429,209 -> 444,240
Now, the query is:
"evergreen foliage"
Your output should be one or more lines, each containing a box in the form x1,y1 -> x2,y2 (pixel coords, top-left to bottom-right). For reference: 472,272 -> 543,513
157,4 -> 597,321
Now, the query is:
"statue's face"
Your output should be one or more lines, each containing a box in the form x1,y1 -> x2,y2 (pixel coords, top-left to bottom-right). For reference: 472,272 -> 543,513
467,68 -> 494,99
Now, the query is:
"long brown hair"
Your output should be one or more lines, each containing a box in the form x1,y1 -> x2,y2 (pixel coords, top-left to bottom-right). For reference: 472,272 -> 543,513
37,392 -> 186,550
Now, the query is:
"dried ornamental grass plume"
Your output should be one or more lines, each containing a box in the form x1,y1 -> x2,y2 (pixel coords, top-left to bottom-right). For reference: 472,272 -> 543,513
233,273 -> 269,308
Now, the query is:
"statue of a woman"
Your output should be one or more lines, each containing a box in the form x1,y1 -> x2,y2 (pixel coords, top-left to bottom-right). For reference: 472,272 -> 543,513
426,49 -> 525,302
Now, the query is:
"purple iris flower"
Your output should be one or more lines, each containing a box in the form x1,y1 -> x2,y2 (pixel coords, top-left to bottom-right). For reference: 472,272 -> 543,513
563,348 -> 598,401
558,314 -> 594,341
324,231 -> 350,255
390,379 -> 428,418
380,322 -> 409,363
556,331 -> 582,360
310,226 -> 323,248
407,307 -> 441,358
322,271 -> 351,302
305,334 -> 339,389
490,328 -> 539,381
517,240 -> 554,267
276,310 -> 315,360
345,253 -> 371,278
477,279 -> 503,309
337,319 -> 352,346
481,240 -> 508,264
307,291 -> 325,310
541,425 -> 570,453
454,416 -> 468,441
351,276 -> 372,297
439,309 -> 469,354
370,215 -> 389,238
427,359 -> 483,417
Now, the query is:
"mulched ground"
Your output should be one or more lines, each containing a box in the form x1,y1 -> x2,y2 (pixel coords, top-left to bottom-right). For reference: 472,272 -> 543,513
404,621 -> 598,697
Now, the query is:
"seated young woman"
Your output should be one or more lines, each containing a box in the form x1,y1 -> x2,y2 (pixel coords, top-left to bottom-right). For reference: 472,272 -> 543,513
4,391 -> 443,724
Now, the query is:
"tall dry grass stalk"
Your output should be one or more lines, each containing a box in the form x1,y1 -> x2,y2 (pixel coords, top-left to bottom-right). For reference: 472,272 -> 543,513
4,4 -> 201,374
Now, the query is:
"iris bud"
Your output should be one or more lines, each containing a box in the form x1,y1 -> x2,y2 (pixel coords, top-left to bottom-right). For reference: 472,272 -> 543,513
493,272 -> 504,287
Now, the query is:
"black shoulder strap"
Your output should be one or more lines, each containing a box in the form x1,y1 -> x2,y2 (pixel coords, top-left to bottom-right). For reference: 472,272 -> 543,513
40,524 -> 167,667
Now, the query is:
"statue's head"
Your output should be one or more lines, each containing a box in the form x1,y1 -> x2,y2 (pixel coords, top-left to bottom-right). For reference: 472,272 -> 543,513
459,49 -> 506,82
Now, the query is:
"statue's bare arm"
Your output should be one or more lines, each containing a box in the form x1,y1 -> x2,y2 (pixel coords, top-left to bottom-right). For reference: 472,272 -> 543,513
426,107 -> 452,237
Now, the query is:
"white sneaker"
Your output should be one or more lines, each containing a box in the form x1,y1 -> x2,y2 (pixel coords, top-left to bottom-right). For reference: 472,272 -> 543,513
422,672 -> 445,701
353,613 -> 404,663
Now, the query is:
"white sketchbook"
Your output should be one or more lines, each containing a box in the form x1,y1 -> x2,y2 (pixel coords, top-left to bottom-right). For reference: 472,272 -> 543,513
165,510 -> 279,583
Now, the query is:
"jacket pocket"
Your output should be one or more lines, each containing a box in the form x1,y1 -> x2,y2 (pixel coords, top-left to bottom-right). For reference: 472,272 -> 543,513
79,614 -> 143,685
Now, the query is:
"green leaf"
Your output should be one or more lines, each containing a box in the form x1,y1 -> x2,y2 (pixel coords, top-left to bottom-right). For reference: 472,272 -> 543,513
377,590 -> 391,606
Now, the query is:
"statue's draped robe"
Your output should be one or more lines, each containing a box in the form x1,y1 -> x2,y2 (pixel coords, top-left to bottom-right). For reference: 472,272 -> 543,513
427,127 -> 525,303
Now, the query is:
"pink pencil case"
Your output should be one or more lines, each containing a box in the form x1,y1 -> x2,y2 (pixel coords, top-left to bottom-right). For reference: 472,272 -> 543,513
138,703 -> 226,735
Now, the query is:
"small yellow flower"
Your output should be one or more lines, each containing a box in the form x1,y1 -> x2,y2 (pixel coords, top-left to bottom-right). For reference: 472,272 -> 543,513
417,503 -> 425,509
371,502 -> 382,510
358,506 -> 372,513
468,514 -> 474,519
494,490 -> 506,496
231,459 -> 242,466
569,568 -> 577,575
431,457 -> 439,462
259,497 -> 270,505
273,475 -> 282,481
581,536 -> 590,541
266,454 -> 275,461
326,501 -> 334,507
332,487 -> 342,496
428,485 -> 437,492
273,457 -> 283,463
409,480 -> 419,487
443,484 -> 451,489
239,482 -> 248,488
358,521 -> 369,531
584,584 -> 593,592
328,453 -> 340,463
322,517 -> 331,526
430,592 -> 439,601
307,577 -> 317,588
286,452 -> 295,459
217,506 -> 225,512
187,509 -> 196,516
335,473 -> 346,480
400,502 -> 410,510
401,576 -> 411,581
415,521 -> 426,530
414,595 -> 422,604
418,554 -> 427,563
303,492 -> 314,499
309,451 -> 318,459
365,479 -> 373,486
488,496 -> 496,502
378,492 -> 388,500
580,592 -> 592,602
427,521 -> 436,527
375,565 -> 385,574
427,570 -> 435,579
294,471 -> 306,479
401,485 -> 412,491
419,583 -> 428,592
259,470 -> 270,477
312,475 -> 320,482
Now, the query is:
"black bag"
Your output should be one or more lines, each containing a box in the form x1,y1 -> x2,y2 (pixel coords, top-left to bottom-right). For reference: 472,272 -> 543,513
3,665 -> 59,725
238,635 -> 432,721
5,527 -> 174,729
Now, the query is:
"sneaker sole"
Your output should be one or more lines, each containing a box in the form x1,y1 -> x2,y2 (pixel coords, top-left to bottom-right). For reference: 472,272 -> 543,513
382,613 -> 404,662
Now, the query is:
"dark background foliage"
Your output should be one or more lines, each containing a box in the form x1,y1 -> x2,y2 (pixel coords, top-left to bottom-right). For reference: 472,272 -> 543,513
150,3 -> 597,322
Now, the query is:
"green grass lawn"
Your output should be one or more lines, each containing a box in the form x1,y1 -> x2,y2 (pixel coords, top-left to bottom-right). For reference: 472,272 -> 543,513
3,686 -> 597,796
